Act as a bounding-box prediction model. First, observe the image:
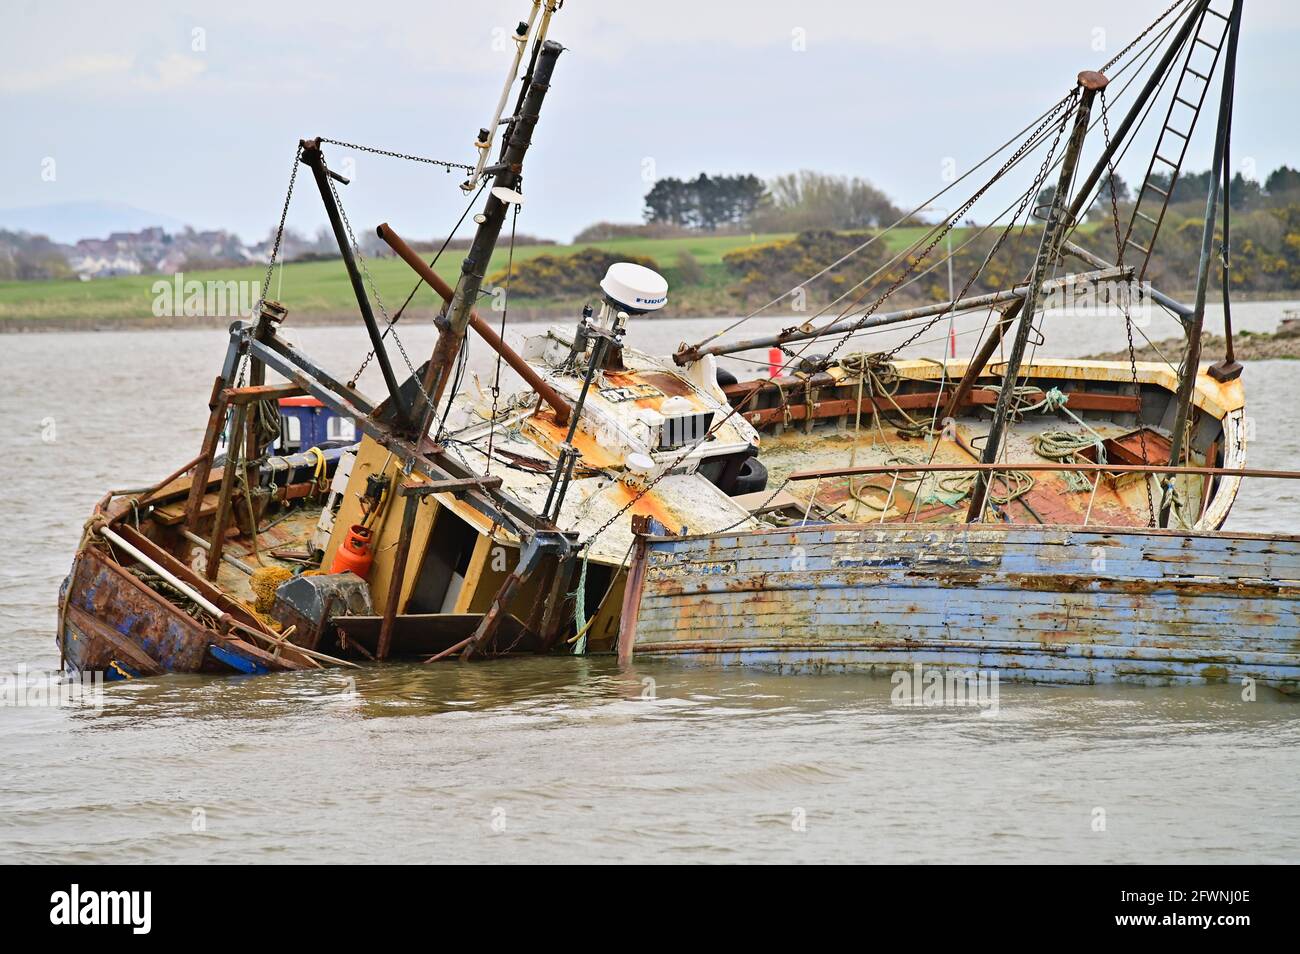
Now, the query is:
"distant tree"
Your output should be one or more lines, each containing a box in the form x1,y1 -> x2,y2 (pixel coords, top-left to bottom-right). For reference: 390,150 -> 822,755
1087,173 -> 1132,221
1265,165 -> 1300,198
1227,171 -> 1263,210
644,177 -> 695,228
644,173 -> 766,231
0,230 -> 74,281
751,171 -> 901,232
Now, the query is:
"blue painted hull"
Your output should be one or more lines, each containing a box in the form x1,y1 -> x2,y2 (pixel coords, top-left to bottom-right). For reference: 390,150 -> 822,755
624,524 -> 1300,691
59,543 -> 306,678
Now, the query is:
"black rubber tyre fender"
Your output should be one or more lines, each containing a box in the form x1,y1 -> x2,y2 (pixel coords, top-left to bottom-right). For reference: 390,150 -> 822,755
731,456 -> 769,496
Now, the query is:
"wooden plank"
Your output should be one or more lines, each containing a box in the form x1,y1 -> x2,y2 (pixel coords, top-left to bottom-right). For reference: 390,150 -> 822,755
642,580 -> 1300,629
734,387 -> 1138,427
640,531 -> 1300,582
626,519 -> 1300,691
185,376 -> 228,532
637,595 -> 1300,648
154,488 -> 221,526
64,603 -> 167,676
452,535 -> 494,615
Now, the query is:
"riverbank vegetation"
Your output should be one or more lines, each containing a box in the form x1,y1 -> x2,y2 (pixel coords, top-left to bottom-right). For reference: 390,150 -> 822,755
4,166 -> 1300,329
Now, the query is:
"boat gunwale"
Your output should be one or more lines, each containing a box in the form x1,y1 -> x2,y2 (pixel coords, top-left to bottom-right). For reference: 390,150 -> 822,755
636,519 -> 1300,548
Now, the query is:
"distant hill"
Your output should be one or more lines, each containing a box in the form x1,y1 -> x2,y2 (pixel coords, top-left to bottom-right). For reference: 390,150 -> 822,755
0,200 -> 188,244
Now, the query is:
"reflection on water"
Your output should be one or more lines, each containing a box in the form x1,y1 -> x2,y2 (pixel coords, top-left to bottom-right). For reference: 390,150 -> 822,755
3,658 -> 1297,864
2,309 -> 1299,863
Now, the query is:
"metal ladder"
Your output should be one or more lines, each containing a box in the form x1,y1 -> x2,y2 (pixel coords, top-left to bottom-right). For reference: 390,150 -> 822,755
1121,4 -> 1233,281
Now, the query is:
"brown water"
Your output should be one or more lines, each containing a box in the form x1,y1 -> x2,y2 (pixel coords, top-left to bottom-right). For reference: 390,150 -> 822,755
2,304 -> 1298,863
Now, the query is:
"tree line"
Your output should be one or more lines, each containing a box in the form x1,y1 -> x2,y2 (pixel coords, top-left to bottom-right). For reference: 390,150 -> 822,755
642,170 -> 904,233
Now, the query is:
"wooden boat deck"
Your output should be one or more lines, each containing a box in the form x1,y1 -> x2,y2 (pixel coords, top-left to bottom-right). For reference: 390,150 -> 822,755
622,521 -> 1300,691
757,414 -> 1166,528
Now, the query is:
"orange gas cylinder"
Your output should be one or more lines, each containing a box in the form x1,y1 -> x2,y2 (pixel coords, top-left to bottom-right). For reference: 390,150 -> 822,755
330,524 -> 374,578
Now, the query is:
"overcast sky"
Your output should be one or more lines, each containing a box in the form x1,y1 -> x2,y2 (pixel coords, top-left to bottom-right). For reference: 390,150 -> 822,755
2,0 -> 1296,243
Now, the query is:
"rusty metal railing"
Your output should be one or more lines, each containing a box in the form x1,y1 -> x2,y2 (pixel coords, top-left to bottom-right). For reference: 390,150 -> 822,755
786,462 -> 1300,528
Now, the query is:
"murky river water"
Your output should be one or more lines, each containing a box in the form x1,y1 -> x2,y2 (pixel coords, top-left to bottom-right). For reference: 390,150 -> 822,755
2,301 -> 1298,863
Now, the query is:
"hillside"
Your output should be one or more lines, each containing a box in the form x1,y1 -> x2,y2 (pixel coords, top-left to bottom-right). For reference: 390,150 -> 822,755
0,226 -> 969,330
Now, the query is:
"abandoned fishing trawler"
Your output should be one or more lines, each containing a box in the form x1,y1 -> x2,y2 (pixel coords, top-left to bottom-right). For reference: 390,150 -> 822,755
58,1 -> 755,676
619,0 -> 1300,691
58,0 -> 1300,691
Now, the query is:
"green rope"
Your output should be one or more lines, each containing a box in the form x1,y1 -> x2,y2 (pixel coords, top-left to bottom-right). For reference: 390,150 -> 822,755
1028,388 -> 1111,492
1160,478 -> 1192,530
571,550 -> 590,655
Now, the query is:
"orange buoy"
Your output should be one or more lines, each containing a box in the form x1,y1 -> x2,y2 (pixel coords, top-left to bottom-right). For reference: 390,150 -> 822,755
329,524 -> 374,578
768,347 -> 784,379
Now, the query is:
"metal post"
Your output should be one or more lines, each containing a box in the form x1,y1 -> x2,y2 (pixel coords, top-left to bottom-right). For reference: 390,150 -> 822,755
1062,0 -> 1211,227
941,299 -> 1023,421
299,139 -> 412,431
1163,0 -> 1242,522
1209,30 -> 1242,383
418,40 -> 565,440
967,73 -> 1104,521
378,484 -> 421,661
543,314 -> 611,519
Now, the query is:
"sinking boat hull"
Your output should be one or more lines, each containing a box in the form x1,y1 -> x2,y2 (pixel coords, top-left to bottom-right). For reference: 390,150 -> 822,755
621,523 -> 1300,691
59,542 -> 309,679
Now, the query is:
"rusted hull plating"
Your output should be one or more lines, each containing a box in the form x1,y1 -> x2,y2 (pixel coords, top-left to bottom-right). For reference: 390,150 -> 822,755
624,524 -> 1300,691
59,546 -> 305,678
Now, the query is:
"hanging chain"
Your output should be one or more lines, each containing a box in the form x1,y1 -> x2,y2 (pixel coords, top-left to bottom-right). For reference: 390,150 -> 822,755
1101,90 -> 1156,524
238,144 -> 304,391
581,94 -> 1083,551
257,144 -> 303,308
486,203 -> 520,474
319,154 -> 438,424
802,91 -> 1078,371
318,138 -> 475,174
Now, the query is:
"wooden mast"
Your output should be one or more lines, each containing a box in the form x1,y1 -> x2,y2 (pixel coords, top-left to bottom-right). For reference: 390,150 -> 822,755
966,71 -> 1106,521
1162,0 -> 1243,524
413,39 -> 565,441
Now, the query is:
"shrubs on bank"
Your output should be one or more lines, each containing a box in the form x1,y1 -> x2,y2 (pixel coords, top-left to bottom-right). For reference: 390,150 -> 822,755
722,230 -> 893,306
486,246 -> 660,300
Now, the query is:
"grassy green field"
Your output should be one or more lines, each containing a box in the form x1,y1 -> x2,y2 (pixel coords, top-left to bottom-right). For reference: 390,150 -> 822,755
0,226 -> 972,327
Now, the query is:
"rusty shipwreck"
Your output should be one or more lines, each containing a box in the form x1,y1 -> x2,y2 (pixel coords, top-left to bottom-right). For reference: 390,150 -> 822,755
59,0 -> 1300,690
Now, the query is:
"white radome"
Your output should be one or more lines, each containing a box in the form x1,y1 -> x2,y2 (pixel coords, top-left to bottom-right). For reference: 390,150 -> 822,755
600,262 -> 669,314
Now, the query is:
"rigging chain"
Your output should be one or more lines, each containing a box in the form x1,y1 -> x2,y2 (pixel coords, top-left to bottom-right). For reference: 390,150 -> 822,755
318,154 -> 438,423
318,138 -> 475,174
1100,0 -> 1197,75
815,89 -> 1079,371
875,98 -> 1076,366
579,93 -> 1082,551
1101,88 -> 1157,524
348,179 -> 488,389
237,143 -> 303,392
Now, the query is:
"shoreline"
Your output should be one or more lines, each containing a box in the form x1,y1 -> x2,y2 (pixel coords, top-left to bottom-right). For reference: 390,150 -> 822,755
3,288 -> 1298,334
1087,325 -> 1300,362
0,301 -> 741,334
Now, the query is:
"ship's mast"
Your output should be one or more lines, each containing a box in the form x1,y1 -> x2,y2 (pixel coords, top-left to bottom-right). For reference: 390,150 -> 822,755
1161,0 -> 1243,523
414,37 -> 565,441
965,73 -> 1104,520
